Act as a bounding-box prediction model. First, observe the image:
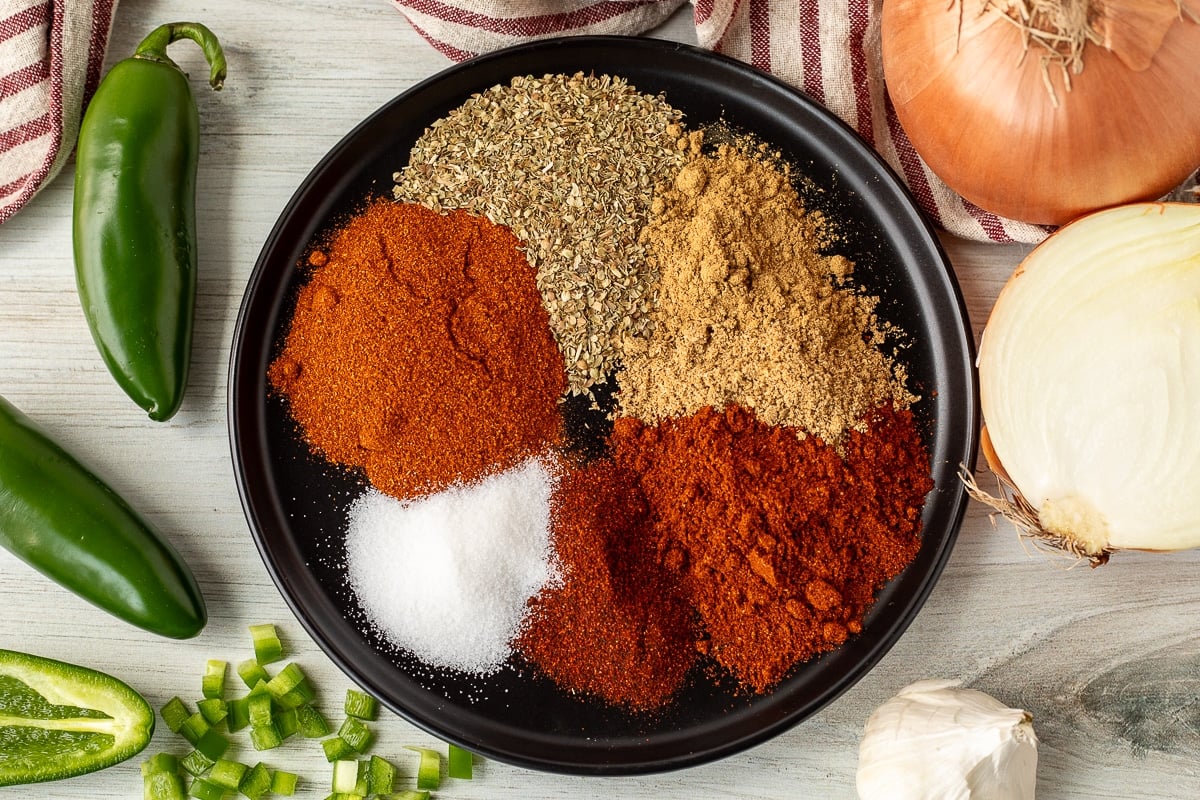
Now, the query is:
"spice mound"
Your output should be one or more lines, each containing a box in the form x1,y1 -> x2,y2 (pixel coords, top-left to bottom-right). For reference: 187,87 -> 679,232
516,458 -> 696,710
268,200 -> 565,498
620,143 -> 915,446
346,457 -> 559,676
608,404 -> 931,693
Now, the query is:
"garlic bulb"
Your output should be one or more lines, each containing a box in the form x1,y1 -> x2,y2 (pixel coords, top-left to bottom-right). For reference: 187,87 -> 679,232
857,680 -> 1038,800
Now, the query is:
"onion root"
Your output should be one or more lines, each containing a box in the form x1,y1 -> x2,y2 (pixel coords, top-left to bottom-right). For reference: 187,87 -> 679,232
959,467 -> 1112,567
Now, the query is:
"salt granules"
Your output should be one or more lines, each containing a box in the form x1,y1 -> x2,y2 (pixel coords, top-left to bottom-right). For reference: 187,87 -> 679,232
344,457 -> 558,675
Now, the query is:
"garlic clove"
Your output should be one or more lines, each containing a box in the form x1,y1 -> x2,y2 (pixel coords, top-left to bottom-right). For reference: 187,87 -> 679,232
857,680 -> 1038,800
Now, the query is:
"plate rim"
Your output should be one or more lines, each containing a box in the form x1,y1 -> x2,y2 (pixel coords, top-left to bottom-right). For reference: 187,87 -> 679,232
227,33 -> 980,775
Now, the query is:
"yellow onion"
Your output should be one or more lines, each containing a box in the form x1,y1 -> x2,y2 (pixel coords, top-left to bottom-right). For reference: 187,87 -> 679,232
881,0 -> 1200,225
971,203 -> 1200,565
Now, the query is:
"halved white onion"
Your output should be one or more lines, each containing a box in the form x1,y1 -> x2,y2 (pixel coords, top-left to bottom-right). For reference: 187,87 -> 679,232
974,203 -> 1200,563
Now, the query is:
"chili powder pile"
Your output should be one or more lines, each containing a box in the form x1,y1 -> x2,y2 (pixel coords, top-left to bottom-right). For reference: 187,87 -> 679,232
614,403 -> 930,692
269,200 -> 565,498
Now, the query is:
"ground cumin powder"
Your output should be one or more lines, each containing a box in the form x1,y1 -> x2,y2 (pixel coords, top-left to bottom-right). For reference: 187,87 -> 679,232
618,143 -> 915,446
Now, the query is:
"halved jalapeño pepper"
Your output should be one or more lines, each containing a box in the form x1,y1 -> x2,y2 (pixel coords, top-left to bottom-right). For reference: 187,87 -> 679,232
0,649 -> 154,786
72,23 -> 226,421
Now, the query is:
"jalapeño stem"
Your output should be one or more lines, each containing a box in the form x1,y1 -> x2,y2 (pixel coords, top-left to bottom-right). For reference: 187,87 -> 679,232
134,22 -> 227,89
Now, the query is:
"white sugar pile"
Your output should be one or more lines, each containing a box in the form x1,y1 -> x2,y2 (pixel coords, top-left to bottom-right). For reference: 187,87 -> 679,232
344,457 -> 557,675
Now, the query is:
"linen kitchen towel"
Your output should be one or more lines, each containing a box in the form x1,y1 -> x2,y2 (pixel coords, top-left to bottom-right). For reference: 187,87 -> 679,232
0,0 -> 117,225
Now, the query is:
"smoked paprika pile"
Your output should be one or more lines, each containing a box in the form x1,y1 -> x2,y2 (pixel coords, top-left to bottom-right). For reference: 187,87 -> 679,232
268,200 -> 565,498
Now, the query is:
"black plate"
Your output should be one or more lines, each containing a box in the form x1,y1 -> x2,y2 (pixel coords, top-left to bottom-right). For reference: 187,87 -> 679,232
229,36 -> 978,775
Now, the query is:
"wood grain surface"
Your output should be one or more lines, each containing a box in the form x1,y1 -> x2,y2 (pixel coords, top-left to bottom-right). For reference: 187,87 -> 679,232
1,2 -> 1196,798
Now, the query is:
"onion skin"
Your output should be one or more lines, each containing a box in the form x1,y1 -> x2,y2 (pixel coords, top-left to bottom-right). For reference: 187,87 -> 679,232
976,203 -> 1200,562
881,1 -> 1200,226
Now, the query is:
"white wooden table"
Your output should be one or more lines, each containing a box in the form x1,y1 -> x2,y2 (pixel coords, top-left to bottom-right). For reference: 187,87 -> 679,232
2,2 -> 1197,798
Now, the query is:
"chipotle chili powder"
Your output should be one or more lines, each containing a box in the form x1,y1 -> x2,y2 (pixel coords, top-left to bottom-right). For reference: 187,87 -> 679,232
268,201 -> 565,498
516,458 -> 695,711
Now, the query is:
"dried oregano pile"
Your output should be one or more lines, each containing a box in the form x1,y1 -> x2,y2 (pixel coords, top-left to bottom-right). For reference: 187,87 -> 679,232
393,72 -> 689,396
391,71 -> 916,441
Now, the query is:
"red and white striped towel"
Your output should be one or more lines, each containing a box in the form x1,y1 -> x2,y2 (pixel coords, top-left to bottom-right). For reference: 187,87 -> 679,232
392,0 -> 1052,243
0,0 -> 116,225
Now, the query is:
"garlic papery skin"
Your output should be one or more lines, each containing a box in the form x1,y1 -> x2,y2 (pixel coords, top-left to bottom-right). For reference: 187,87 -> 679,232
857,679 -> 1038,800
973,203 -> 1200,564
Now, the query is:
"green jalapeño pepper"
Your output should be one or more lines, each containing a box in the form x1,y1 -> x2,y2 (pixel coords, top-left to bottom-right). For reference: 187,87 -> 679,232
0,394 -> 206,639
73,23 -> 226,422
